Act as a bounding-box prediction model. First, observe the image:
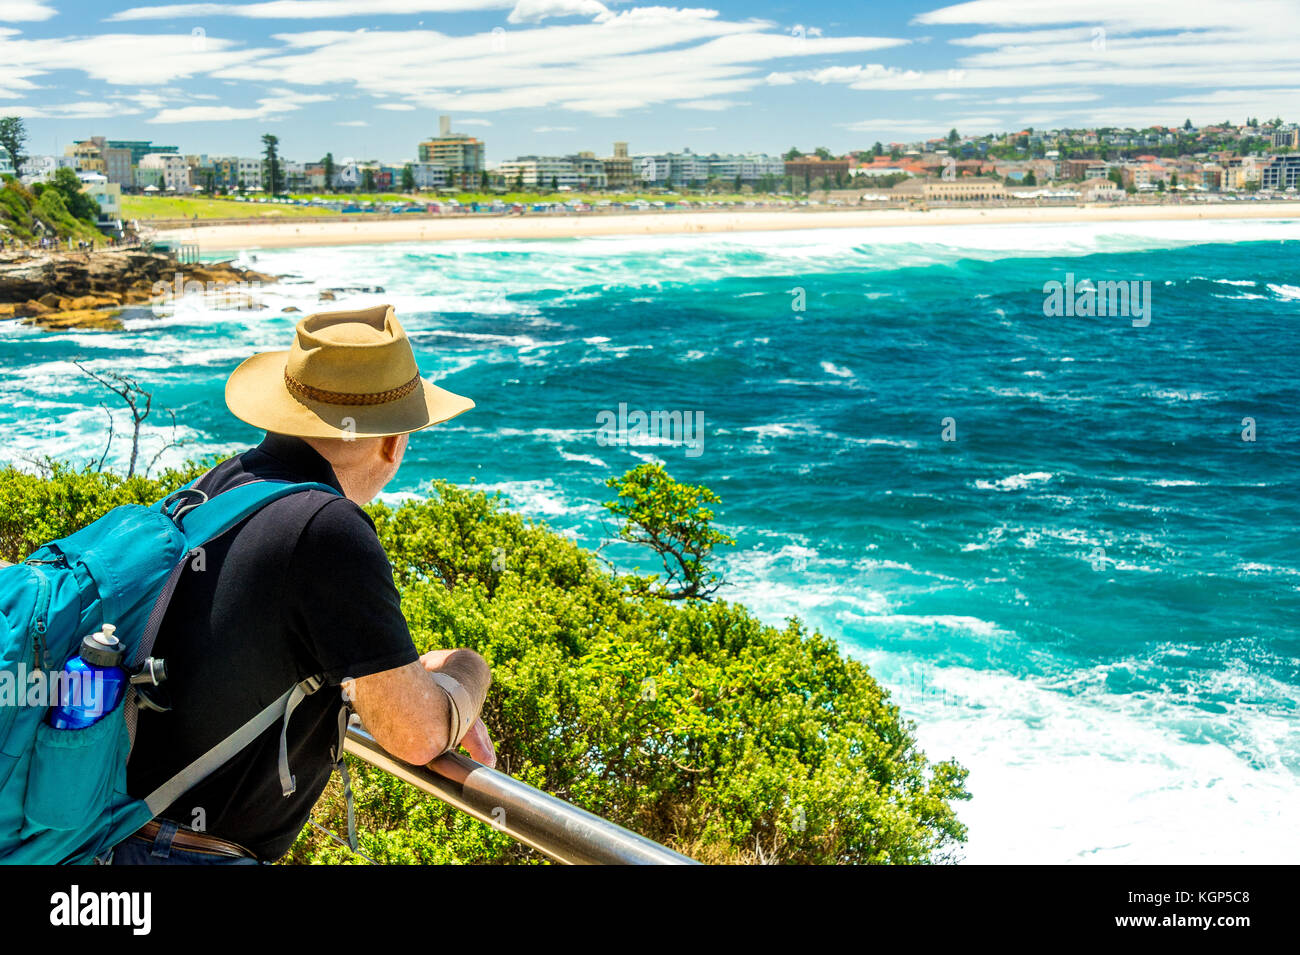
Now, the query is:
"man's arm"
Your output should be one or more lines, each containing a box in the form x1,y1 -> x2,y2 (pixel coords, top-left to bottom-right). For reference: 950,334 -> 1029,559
344,648 -> 493,767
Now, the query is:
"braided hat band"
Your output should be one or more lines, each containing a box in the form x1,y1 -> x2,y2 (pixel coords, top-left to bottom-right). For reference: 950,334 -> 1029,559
284,370 -> 422,406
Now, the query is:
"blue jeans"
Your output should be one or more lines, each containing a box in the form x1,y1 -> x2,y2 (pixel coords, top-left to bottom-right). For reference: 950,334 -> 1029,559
107,818 -> 263,865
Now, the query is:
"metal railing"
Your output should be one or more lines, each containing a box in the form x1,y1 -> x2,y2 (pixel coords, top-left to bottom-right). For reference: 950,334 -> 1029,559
343,726 -> 699,865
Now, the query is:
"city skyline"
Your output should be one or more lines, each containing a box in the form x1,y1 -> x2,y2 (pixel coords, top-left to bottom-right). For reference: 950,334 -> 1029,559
4,0 -> 1300,160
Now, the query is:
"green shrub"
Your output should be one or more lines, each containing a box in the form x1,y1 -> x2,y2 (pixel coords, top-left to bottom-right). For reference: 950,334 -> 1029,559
0,461 -> 970,864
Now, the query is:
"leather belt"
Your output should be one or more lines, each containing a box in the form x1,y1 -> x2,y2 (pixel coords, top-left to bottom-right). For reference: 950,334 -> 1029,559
134,819 -> 257,859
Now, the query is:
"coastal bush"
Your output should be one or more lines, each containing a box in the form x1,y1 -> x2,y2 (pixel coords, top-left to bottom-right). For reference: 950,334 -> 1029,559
0,461 -> 970,864
0,176 -> 103,246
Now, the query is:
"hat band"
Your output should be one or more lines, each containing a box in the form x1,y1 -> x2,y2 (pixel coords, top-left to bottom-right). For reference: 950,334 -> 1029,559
284,370 -> 422,406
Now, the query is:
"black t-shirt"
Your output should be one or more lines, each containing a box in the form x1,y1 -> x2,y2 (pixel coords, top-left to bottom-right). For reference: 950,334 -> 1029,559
125,433 -> 419,860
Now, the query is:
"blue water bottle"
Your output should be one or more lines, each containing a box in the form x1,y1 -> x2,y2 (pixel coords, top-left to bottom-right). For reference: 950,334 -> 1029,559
47,623 -> 128,730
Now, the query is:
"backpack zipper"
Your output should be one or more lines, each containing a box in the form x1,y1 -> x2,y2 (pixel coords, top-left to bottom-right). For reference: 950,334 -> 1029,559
27,564 -> 52,671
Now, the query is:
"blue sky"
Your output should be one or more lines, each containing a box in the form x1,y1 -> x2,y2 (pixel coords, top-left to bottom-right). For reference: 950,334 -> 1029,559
3,0 -> 1299,163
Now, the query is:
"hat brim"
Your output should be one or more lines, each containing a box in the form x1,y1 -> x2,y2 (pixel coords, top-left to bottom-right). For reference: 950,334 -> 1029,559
225,350 -> 474,439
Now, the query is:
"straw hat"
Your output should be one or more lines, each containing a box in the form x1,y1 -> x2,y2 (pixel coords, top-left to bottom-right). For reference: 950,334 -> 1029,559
225,304 -> 473,439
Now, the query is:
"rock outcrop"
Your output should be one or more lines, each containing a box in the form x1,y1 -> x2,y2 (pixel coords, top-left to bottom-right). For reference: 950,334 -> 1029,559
0,250 -> 277,332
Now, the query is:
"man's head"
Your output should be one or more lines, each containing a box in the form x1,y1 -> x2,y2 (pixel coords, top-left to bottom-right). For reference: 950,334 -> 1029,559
299,432 -> 409,505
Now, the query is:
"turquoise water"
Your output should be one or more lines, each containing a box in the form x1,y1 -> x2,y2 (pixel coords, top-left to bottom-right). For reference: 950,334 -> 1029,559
3,218 -> 1298,862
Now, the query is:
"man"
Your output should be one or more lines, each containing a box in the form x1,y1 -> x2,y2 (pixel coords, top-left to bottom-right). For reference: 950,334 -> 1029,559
112,304 -> 493,865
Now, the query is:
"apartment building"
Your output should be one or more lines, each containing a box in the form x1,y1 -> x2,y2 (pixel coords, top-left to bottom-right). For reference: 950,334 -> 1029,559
418,115 -> 485,187
138,153 -> 191,193
1260,155 -> 1300,190
603,142 -> 635,189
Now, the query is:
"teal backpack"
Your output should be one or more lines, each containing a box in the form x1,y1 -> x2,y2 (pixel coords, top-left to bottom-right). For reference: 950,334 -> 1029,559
0,478 -> 343,864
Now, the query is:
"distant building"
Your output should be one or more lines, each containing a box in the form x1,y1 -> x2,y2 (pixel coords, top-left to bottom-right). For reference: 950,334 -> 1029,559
1260,155 -> 1300,190
65,139 -> 106,174
707,152 -> 784,183
236,157 -> 263,192
107,140 -> 179,166
500,156 -> 581,189
638,149 -> 711,188
133,165 -> 163,190
78,171 -> 122,226
1079,177 -> 1124,201
102,147 -> 134,188
139,153 -> 192,193
602,142 -> 635,189
784,155 -> 851,184
892,177 -> 1008,201
418,115 -> 485,187
1270,126 -> 1299,149
1222,156 -> 1260,190
408,161 -> 449,189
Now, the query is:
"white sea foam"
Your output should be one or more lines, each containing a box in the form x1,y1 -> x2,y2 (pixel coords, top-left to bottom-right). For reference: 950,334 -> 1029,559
974,471 -> 1054,491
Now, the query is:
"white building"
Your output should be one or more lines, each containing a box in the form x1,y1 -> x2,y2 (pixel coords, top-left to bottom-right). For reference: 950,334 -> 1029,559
235,157 -> 263,192
139,152 -> 193,194
409,161 -> 449,188
707,153 -> 784,182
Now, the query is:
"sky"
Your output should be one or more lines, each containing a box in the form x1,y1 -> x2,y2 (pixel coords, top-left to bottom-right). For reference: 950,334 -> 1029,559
2,0 -> 1300,164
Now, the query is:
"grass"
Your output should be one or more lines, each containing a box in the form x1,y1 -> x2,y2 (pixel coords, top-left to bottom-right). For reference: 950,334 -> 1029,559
120,196 -> 338,220
122,191 -> 797,221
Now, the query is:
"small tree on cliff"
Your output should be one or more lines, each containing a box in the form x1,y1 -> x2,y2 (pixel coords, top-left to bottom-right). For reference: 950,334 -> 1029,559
602,463 -> 735,601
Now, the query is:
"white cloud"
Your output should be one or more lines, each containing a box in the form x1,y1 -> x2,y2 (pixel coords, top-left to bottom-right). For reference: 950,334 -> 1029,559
204,13 -> 906,116
678,98 -> 745,110
532,124 -> 575,131
0,1 -> 56,21
376,103 -> 416,110
456,118 -> 492,125
4,101 -> 143,119
507,0 -> 612,24
148,91 -> 332,122
335,119 -> 368,125
0,31 -> 267,86
109,0 -> 512,21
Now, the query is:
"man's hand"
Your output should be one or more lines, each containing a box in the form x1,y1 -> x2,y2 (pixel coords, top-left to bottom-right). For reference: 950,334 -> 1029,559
420,649 -> 496,767
456,718 -> 496,768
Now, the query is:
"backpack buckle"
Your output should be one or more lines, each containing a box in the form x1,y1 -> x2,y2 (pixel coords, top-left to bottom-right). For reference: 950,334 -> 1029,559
160,488 -> 209,527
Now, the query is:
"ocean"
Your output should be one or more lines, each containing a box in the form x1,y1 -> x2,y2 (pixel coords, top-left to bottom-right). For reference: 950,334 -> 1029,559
2,217 -> 1297,863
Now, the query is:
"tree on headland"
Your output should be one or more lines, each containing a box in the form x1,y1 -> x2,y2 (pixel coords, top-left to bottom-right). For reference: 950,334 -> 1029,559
813,146 -> 832,160
601,463 -> 735,602
361,167 -> 376,192
401,163 -> 416,193
321,152 -> 335,193
948,127 -> 960,146
261,133 -> 282,195
873,141 -> 883,156
783,146 -> 803,161
0,116 -> 27,176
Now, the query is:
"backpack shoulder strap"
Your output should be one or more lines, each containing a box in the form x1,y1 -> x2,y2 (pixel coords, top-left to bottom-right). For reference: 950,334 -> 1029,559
142,675 -> 325,818
156,479 -> 342,550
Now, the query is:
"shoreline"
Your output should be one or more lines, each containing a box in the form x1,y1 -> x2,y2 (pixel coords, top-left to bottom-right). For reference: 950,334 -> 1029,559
159,201 -> 1300,252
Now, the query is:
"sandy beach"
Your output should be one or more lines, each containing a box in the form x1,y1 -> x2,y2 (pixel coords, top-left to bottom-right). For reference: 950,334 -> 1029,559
157,201 -> 1300,252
